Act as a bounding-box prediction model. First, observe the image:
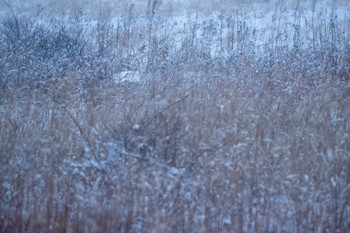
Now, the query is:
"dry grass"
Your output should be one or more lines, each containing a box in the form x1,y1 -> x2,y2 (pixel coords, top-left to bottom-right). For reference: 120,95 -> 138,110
1,1 -> 350,232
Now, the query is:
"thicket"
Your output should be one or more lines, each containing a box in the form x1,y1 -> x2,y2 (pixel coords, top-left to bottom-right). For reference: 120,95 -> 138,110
1,1 -> 349,232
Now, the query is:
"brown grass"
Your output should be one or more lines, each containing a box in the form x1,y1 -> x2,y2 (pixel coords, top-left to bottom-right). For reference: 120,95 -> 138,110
0,2 -> 350,232
1,65 -> 349,232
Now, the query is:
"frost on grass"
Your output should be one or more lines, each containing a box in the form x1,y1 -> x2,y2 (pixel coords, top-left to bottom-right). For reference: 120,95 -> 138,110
1,1 -> 350,233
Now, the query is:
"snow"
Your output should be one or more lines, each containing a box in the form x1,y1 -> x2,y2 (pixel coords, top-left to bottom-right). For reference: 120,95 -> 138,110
114,71 -> 142,83
1,0 -> 350,232
132,124 -> 141,130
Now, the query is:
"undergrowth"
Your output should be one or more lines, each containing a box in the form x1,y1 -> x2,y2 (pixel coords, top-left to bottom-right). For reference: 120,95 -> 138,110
1,1 -> 350,232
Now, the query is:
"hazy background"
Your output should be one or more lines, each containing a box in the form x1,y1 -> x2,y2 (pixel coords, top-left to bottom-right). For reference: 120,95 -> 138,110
1,0 -> 348,19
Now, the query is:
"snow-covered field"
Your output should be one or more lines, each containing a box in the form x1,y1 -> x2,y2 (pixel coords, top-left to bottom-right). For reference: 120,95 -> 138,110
1,0 -> 350,232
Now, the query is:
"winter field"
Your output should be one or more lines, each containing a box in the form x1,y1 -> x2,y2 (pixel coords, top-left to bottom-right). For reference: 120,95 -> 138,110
1,0 -> 350,232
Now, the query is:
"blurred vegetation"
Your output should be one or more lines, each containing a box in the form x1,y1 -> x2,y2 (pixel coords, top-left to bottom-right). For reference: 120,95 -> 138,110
0,1 -> 349,232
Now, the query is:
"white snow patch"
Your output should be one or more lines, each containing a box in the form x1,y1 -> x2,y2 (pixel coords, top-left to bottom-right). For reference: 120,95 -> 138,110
113,71 -> 141,83
223,216 -> 232,226
132,124 -> 141,130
